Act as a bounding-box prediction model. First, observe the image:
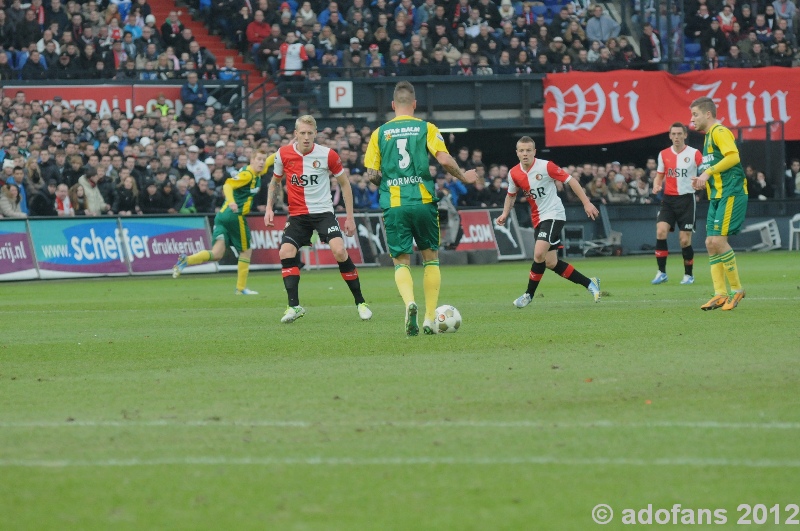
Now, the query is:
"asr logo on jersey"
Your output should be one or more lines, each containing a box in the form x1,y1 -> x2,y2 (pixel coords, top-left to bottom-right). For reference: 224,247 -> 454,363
522,186 -> 547,199
667,168 -> 691,178
290,174 -> 321,186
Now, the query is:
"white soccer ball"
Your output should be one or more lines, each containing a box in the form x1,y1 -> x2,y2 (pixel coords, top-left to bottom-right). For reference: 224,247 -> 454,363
435,305 -> 462,333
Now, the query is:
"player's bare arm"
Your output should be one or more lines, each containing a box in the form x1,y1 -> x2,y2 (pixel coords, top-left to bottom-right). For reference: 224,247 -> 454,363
336,173 -> 356,237
436,152 -> 477,184
653,172 -> 665,194
496,192 -> 517,226
366,168 -> 382,186
568,178 -> 599,219
264,175 -> 282,226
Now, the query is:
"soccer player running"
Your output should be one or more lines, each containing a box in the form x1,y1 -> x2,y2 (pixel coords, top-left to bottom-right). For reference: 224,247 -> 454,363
650,122 -> 703,285
364,81 -> 477,336
690,96 -> 747,311
496,136 -> 601,307
265,115 -> 371,324
173,147 -> 272,295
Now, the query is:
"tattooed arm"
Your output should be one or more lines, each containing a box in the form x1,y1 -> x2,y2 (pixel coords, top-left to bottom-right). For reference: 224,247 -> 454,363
264,175 -> 283,227
366,168 -> 382,187
435,152 -> 477,184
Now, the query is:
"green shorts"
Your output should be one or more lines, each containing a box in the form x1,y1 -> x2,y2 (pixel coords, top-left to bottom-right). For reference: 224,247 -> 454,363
212,209 -> 250,252
706,195 -> 748,236
383,203 -> 440,257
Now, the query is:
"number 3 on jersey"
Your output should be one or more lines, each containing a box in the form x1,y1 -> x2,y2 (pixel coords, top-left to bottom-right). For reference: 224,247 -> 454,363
396,138 -> 410,169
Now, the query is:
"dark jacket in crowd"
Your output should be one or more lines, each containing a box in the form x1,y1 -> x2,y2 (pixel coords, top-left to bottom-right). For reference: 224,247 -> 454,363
139,189 -> 163,214
98,176 -> 117,206
61,166 -> 84,187
28,187 -> 58,216
150,182 -> 178,212
113,187 -> 139,214
20,57 -> 48,80
190,187 -> 216,214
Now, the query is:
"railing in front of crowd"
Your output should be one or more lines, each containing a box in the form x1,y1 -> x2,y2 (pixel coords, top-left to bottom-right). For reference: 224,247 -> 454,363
256,70 -> 547,128
3,71 -> 249,120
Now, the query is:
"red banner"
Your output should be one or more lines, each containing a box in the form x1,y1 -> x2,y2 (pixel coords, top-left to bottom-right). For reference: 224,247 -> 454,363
3,84 -> 184,117
247,215 -> 286,267
543,67 -> 797,146
246,214 -> 364,268
456,210 -> 498,252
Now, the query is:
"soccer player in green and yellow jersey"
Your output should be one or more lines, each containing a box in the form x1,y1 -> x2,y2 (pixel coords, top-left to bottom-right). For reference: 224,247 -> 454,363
173,147 -> 274,295
690,96 -> 747,311
364,81 -> 477,336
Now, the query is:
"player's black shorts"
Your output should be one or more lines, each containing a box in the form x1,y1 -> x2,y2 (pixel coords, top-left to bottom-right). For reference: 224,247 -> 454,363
534,219 -> 565,251
657,194 -> 696,232
281,212 -> 342,248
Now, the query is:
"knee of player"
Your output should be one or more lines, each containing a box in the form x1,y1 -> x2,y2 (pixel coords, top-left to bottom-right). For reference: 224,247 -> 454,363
329,241 -> 348,261
533,251 -> 549,263
279,245 -> 298,260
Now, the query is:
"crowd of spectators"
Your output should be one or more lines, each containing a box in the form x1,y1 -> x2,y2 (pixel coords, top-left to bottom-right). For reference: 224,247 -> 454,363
633,0 -> 800,68
2,0 -> 799,83
0,0 -> 241,81
1,87 -> 796,222
204,0 -> 686,78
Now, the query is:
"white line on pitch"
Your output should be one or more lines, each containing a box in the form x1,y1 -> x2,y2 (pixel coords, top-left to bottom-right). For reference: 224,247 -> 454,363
2,420 -> 800,429
3,296 -> 798,313
0,456 -> 798,468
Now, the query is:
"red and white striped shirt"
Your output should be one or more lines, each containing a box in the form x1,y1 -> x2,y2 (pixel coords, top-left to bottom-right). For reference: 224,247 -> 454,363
274,143 -> 345,216
279,41 -> 308,76
507,158 -> 570,227
657,145 -> 702,195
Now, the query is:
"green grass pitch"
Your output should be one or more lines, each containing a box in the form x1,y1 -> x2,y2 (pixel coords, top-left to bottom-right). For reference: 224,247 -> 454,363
2,253 -> 799,530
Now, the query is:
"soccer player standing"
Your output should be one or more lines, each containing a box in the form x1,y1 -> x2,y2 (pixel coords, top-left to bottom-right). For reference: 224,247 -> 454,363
265,115 -> 371,323
173,148 -> 272,295
690,96 -> 747,311
496,136 -> 601,307
364,81 -> 477,336
650,122 -> 703,285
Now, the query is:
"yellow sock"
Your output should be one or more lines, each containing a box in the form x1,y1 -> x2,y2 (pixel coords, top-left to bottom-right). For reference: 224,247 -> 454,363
719,250 -> 742,291
236,259 -> 250,291
422,260 -> 440,321
187,250 -> 213,266
394,264 -> 415,307
708,254 -> 728,295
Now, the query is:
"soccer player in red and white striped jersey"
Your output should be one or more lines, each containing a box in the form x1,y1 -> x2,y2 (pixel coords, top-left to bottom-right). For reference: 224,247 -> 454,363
264,115 -> 371,323
651,122 -> 703,285
496,136 -> 602,308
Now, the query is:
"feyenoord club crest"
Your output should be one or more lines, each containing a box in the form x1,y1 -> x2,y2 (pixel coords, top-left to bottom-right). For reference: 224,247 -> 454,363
535,174 -> 543,180
312,160 -> 321,169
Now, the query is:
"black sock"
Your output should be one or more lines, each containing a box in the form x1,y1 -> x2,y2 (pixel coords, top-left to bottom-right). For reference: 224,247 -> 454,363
337,257 -> 365,305
281,257 -> 301,306
682,245 -> 694,276
526,261 -> 547,296
655,239 -> 668,273
552,259 -> 591,288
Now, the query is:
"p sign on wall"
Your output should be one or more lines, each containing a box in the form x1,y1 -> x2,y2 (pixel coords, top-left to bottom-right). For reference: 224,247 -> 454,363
329,81 -> 353,109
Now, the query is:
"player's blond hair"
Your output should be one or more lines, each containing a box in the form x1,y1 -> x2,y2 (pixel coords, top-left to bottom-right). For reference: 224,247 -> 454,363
295,114 -> 317,130
393,81 -> 415,106
690,97 -> 717,118
517,136 -> 536,149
